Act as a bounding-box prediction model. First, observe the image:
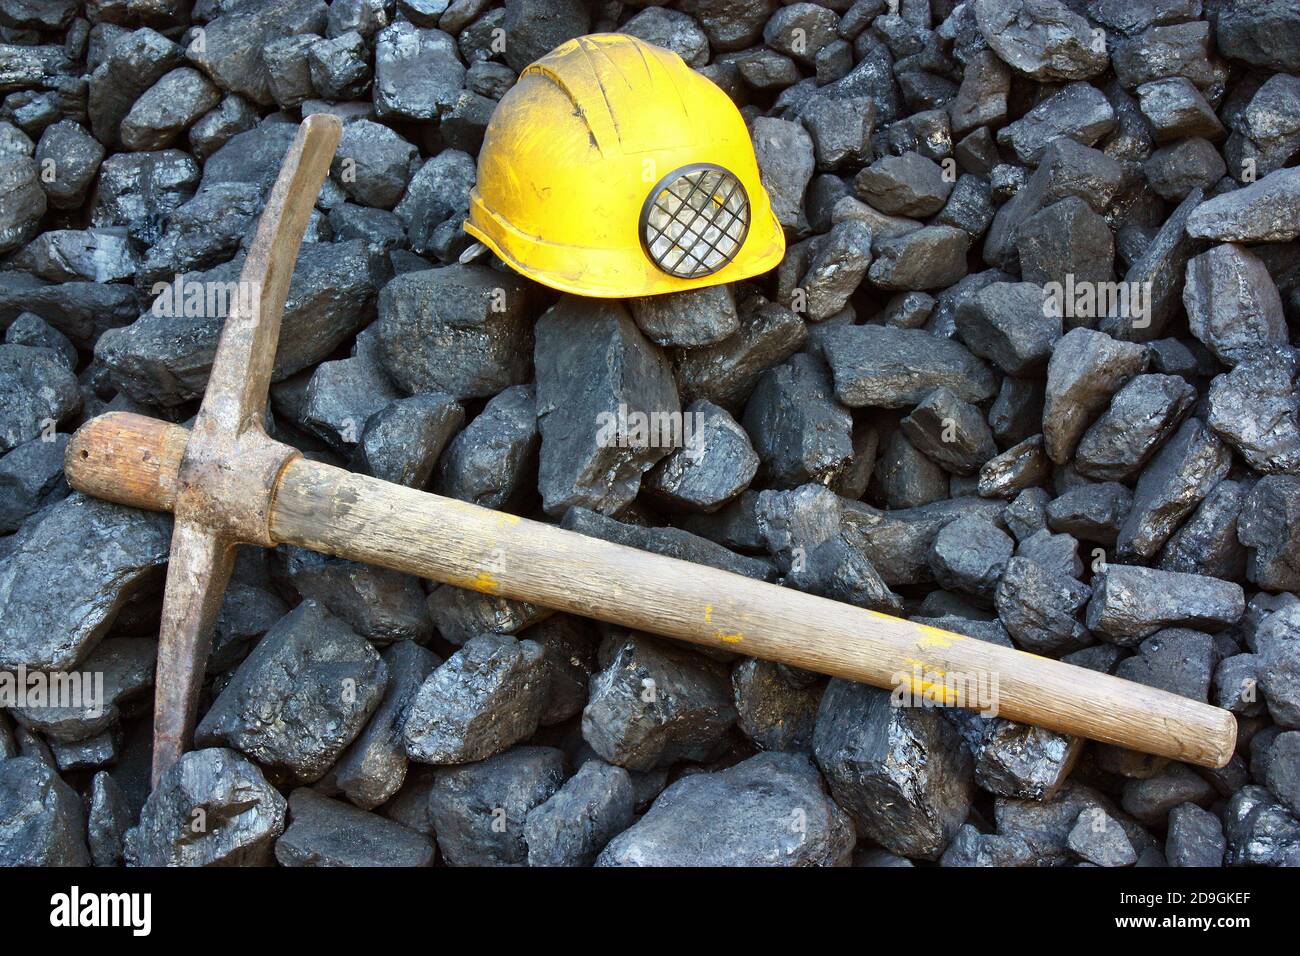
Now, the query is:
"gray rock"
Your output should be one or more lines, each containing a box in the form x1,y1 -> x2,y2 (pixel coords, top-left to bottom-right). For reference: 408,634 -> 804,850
1102,188 -> 1203,342
1184,244 -> 1288,367
432,384 -> 536,509
1216,0 -> 1300,72
995,555 -> 1092,655
120,66 -> 220,150
978,434 -> 1051,499
0,494 -> 169,671
534,297 -> 678,516
1214,653 -> 1264,717
33,118 -> 102,208
1110,20 -> 1220,91
1116,628 -> 1215,702
127,748 -> 286,866
1086,565 -> 1244,645
815,323 -> 996,409
195,601 -> 388,784
374,22 -> 464,121
330,119 -> 417,209
1225,72 -> 1300,180
424,584 -> 546,647
993,781 -> 1148,865
646,399 -> 757,512
393,148 -> 475,256
351,392 -> 464,489
1075,374 -> 1196,481
929,514 -> 1013,597
973,719 -> 1082,801
1017,196 -> 1115,291
86,26 -> 182,146
798,92 -> 875,170
900,386 -> 997,476
1206,349 -> 1300,475
9,637 -> 154,742
524,614 -> 598,727
1116,417 -> 1232,561
186,0 -> 326,105
307,31 -> 370,100
787,533 -> 904,615
676,300 -> 807,411
752,116 -> 815,229
940,823 -> 1034,866
300,344 -> 401,452
947,48 -> 1010,134
1266,732 -> 1300,818
629,285 -> 738,349
525,759 -> 635,867
1042,328 -> 1148,464
0,757 -> 89,865
814,680 -> 972,860
325,641 -> 440,810
500,0 -> 588,72
275,788 -> 435,866
1238,476 -> 1300,592
278,547 -> 432,646
91,147 -> 200,245
188,94 -> 257,161
743,353 -> 853,490
1159,479 -> 1249,581
598,751 -> 853,867
1185,168 -> 1300,243
582,632 -> 736,772
868,225 -> 971,291
261,34 -> 318,109
838,494 -> 1008,586
989,376 -> 1046,448
16,227 -> 137,284
403,634 -> 547,765
1142,137 -> 1226,201
974,0 -> 1108,81
798,220 -> 874,321
137,182 -> 263,286
99,241 -> 382,407
854,151 -> 952,217
87,771 -> 132,867
0,433 -> 67,532
1165,801 -> 1225,867
1015,528 -> 1081,578
955,281 -> 1060,377
376,264 -> 532,401
1257,603 -> 1300,728
427,745 -> 566,866
997,81 -> 1115,164
731,658 -> 823,753
1068,807 -> 1137,866
1004,487 -> 1050,541
623,7 -> 709,67
874,429 -> 950,508
0,154 -> 43,254
1223,785 -> 1300,866
1135,76 -> 1223,144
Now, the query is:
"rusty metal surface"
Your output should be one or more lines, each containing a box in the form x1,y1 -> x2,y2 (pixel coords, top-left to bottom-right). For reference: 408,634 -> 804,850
149,114 -> 342,787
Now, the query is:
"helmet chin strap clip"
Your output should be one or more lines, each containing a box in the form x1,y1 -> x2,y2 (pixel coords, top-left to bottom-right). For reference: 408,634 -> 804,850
458,241 -> 490,264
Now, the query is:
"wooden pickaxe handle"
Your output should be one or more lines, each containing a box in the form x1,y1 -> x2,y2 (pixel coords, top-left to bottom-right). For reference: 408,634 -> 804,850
67,411 -> 1238,769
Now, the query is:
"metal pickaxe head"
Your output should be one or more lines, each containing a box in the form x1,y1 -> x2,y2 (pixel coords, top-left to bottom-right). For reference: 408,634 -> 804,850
107,115 -> 340,786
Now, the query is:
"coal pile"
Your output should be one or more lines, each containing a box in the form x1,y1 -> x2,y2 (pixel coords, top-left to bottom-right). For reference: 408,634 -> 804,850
2,0 -> 1300,869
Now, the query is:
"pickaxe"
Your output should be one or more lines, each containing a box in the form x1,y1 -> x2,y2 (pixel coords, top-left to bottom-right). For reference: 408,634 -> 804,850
65,116 -> 1236,788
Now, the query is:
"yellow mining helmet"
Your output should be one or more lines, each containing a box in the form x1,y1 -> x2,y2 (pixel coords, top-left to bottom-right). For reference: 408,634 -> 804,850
464,33 -> 786,298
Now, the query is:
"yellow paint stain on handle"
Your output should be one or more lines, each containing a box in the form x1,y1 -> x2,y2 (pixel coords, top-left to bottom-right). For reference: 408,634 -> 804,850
915,624 -> 965,650
472,570 -> 500,594
715,630 -> 743,644
704,604 -> 713,623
